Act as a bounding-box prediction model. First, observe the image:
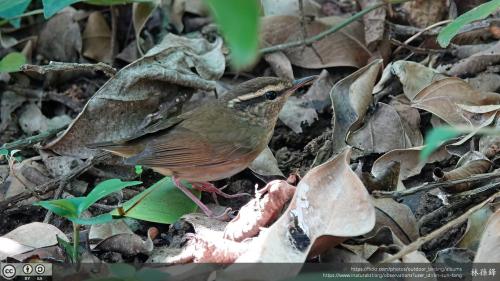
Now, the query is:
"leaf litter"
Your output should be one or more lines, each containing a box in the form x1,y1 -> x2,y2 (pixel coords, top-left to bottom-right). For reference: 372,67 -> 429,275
1,0 -> 500,277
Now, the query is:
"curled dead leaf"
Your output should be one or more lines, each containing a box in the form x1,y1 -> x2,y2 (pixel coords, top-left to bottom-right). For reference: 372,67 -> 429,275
412,77 -> 500,127
45,34 -> 225,158
82,11 -> 112,63
331,59 -> 383,154
235,147 -> 375,264
434,151 -> 492,193
224,180 -> 296,242
371,198 -> 420,245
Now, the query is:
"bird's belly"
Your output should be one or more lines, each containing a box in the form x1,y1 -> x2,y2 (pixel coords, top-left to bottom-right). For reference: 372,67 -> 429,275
152,151 -> 260,182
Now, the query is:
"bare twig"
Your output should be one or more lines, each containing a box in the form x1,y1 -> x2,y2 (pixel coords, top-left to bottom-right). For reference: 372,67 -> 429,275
2,125 -> 68,150
381,189 -> 500,263
372,171 -> 500,199
21,61 -> 116,77
393,19 -> 452,55
260,0 -> 411,54
390,39 -> 451,54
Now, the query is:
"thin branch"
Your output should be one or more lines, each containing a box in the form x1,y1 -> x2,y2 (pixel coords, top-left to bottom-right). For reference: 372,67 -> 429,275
381,189 -> 500,263
2,125 -> 67,150
260,0 -> 410,54
372,171 -> 500,199
21,61 -> 117,77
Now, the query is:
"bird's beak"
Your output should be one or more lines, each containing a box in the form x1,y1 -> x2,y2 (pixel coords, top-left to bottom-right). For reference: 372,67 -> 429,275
290,75 -> 318,91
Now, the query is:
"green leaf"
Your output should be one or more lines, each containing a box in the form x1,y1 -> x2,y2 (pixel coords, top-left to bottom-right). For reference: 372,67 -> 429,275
34,197 -> 86,219
79,179 -> 142,214
0,52 -> 26,73
111,177 -> 199,224
135,165 -> 143,175
70,213 -> 114,225
421,127 -> 463,161
207,0 -> 260,69
57,235 -> 78,263
41,0 -> 81,18
437,0 -> 500,47
0,148 -> 8,157
0,0 -> 31,27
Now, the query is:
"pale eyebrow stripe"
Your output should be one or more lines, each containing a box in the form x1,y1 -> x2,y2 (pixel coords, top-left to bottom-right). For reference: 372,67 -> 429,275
233,84 -> 284,102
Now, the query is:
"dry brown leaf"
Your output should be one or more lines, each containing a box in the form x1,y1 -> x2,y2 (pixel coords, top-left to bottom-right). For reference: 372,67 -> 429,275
38,7 -> 82,62
167,0 -> 207,32
371,198 -> 419,245
89,220 -> 134,250
331,59 -> 382,154
445,41 -> 500,76
412,77 -> 500,127
263,51 -> 294,80
347,102 -> 414,154
133,1 -> 159,54
372,146 -> 450,181
235,147 -> 375,264
0,91 -> 25,131
401,0 -> 448,28
474,209 -> 500,263
249,147 -> 284,177
45,34 -> 225,158
358,0 -> 386,49
434,151 -> 492,193
357,161 -> 400,192
2,222 -> 69,249
279,70 -> 335,133
94,227 -> 157,256
82,11 -> 112,63
261,15 -> 371,69
391,61 -> 446,101
0,238 -> 35,260
467,73 -> 500,93
458,204 -> 495,252
390,95 -> 423,146
224,180 -> 296,242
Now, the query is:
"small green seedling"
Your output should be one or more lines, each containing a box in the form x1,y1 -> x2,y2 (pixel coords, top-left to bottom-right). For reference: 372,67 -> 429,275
34,179 -> 141,262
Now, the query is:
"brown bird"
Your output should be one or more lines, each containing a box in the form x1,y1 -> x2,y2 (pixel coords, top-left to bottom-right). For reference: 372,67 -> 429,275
89,76 -> 316,217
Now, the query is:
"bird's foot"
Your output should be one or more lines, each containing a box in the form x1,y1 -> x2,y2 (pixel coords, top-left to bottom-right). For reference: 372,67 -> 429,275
172,177 -> 234,221
192,182 -> 252,199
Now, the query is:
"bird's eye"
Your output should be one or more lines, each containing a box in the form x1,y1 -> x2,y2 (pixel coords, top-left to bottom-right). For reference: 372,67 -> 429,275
265,91 -> 278,100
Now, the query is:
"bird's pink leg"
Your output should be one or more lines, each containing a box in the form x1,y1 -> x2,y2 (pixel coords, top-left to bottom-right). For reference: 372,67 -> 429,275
172,177 -> 213,217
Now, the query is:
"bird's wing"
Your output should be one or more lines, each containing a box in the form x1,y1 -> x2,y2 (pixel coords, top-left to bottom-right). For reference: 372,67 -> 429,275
124,126 -> 255,168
